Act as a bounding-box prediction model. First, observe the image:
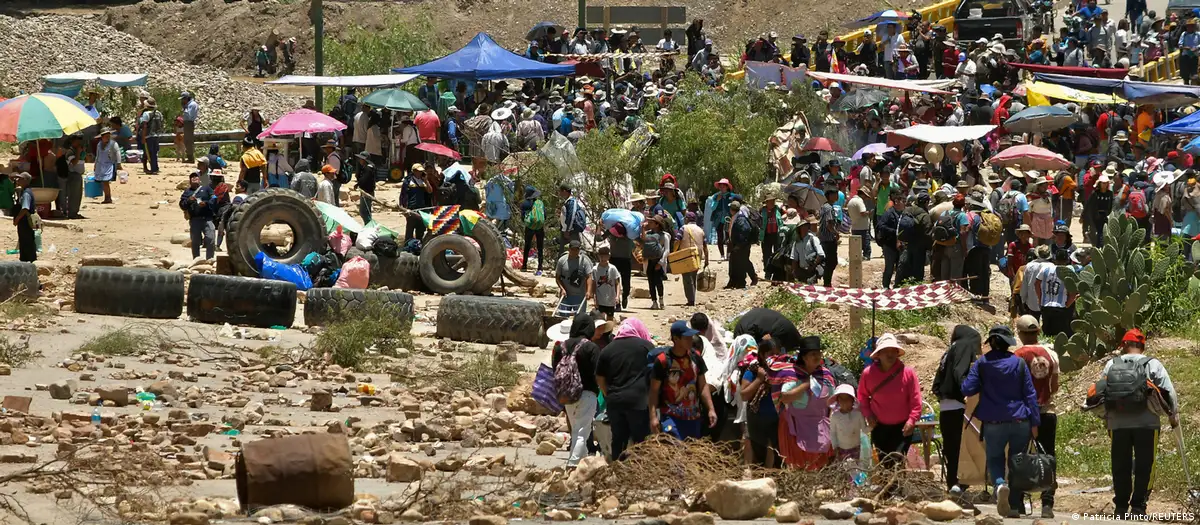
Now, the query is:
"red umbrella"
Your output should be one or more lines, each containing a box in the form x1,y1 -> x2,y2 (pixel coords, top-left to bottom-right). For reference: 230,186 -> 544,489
989,144 -> 1070,171
801,137 -> 843,153
415,142 -> 462,161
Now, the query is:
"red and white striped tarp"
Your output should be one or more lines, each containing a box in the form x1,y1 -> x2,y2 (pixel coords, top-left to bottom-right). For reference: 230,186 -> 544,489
544,51 -> 679,62
784,281 -> 976,310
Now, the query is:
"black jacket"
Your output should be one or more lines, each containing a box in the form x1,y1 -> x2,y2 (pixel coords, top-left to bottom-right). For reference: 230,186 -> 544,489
932,325 -> 981,403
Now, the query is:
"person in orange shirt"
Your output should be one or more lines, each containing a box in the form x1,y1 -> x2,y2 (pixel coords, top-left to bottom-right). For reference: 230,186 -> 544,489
1056,168 -> 1078,227
1133,105 -> 1156,154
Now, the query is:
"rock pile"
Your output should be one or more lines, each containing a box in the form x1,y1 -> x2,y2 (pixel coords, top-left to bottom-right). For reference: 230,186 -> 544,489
0,14 -> 300,129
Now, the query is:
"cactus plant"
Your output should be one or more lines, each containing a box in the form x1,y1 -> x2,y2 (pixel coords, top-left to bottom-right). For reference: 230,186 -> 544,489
1054,215 -> 1200,372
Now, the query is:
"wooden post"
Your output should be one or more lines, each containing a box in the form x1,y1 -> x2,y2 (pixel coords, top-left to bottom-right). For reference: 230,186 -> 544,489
849,234 -> 863,332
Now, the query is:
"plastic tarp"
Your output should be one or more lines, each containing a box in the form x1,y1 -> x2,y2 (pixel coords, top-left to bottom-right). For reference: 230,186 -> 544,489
1033,73 -> 1200,107
1154,108 -> 1200,134
266,74 -> 419,87
888,124 -> 995,144
44,72 -> 149,86
1008,63 -> 1128,79
601,209 -> 645,240
1024,81 -> 1125,105
538,131 -> 581,177
315,201 -> 364,234
395,33 -> 575,81
744,61 -> 809,89
807,70 -> 955,94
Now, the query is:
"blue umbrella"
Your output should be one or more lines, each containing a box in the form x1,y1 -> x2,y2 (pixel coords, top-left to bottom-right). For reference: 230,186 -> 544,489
1184,135 -> 1200,154
844,10 -> 910,29
1004,105 -> 1077,134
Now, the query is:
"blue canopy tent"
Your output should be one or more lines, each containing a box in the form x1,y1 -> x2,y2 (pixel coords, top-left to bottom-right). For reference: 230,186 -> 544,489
394,33 -> 575,81
1033,73 -> 1200,107
1154,109 -> 1200,135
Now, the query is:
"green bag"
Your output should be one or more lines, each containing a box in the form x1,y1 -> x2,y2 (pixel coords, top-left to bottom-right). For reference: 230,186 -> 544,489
525,199 -> 545,230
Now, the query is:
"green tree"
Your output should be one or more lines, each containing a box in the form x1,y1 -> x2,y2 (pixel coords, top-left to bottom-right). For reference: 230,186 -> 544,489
324,13 -> 446,106
638,76 -> 832,204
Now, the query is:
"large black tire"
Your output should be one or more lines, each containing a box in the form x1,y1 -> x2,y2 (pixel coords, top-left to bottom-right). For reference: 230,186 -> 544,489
225,188 -> 325,278
346,248 -> 422,292
435,295 -> 547,347
74,267 -> 185,319
187,274 -> 297,328
303,288 -> 414,327
0,262 -> 38,302
467,220 -> 504,295
418,235 -> 481,295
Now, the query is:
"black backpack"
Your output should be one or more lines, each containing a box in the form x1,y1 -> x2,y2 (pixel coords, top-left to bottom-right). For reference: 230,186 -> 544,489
745,208 -> 762,244
1103,356 -> 1153,414
898,211 -> 918,244
373,236 -> 400,258
824,358 -> 858,389
932,210 -> 962,245
335,154 -> 353,184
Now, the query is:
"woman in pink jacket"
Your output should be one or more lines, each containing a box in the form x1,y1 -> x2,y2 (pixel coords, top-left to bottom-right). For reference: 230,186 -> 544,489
856,333 -> 923,473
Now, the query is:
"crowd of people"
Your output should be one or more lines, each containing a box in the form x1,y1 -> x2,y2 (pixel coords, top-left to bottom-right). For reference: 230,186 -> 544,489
545,305 -> 1177,520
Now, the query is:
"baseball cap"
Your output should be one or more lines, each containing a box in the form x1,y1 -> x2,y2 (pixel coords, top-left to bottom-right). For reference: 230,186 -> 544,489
987,325 -> 1018,349
671,320 -> 700,338
1016,315 -> 1040,333
1121,328 -> 1146,345
568,240 -> 581,250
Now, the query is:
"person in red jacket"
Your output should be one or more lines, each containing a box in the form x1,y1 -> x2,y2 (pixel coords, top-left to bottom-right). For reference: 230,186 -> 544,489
856,333 -> 922,474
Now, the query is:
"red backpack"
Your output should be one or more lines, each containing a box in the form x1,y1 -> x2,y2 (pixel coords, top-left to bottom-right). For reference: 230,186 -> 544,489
1126,188 -> 1149,219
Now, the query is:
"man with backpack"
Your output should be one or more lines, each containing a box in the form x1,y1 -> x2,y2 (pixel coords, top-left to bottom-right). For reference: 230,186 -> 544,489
1012,316 -> 1061,518
932,194 -> 968,282
521,186 -> 547,275
1089,329 -> 1178,519
725,201 -> 760,289
964,192 -> 997,299
560,184 -> 586,244
996,179 -> 1030,246
897,193 -> 931,285
875,193 -> 906,288
649,320 -> 717,440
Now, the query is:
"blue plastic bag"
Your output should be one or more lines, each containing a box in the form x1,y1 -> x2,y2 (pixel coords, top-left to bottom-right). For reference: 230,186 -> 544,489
601,208 -> 644,239
255,252 -> 313,291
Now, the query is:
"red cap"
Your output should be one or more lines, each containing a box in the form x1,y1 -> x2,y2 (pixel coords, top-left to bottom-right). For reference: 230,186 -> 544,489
1121,328 -> 1146,345
953,194 -> 965,206
1168,151 -> 1180,160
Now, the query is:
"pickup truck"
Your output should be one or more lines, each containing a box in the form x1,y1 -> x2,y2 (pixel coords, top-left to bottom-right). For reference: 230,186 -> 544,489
953,0 -> 1037,50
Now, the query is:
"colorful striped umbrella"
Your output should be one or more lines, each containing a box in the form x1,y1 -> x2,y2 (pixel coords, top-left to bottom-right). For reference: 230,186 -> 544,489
0,93 -> 97,143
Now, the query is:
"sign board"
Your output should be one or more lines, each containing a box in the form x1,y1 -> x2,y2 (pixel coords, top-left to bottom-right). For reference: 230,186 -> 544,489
585,6 -> 687,47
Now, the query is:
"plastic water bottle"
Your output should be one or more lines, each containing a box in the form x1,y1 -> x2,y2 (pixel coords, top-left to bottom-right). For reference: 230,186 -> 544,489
91,403 -> 102,427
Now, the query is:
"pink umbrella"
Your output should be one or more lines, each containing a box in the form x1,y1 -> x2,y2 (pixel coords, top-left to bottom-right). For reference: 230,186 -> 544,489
415,141 -> 462,161
257,109 -> 347,139
989,144 -> 1071,171
801,137 -> 843,153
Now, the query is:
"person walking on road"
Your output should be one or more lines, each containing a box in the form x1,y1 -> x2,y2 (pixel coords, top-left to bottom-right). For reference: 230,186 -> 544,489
180,171 -> 216,260
1088,328 -> 1178,519
961,325 -> 1040,518
1012,315 -> 1060,518
932,325 -> 981,495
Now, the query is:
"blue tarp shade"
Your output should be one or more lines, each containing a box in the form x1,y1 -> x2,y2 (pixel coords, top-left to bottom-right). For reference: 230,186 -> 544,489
1154,108 -> 1200,134
1033,73 -> 1200,107
394,33 -> 575,81
42,73 -> 149,98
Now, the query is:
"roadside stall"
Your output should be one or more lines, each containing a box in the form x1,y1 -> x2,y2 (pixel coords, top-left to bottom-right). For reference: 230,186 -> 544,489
0,93 -> 98,220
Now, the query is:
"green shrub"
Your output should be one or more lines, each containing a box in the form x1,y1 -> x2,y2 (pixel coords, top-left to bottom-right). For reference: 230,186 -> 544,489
0,336 -> 41,368
1143,238 -> 1200,337
313,300 -> 413,369
77,325 -> 171,356
438,353 -> 524,392
324,12 -> 446,107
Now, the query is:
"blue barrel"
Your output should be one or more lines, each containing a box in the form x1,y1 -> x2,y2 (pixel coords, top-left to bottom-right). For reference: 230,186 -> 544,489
84,176 -> 103,198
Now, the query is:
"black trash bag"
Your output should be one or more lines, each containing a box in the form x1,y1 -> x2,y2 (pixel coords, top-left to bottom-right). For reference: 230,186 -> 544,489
373,237 -> 400,258
1008,441 -> 1057,493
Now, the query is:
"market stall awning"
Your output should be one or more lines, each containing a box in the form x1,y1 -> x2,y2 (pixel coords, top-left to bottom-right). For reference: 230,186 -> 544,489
1009,63 -> 1129,79
43,72 -> 149,86
1154,108 -> 1200,134
266,74 -> 419,88
785,281 -> 976,310
42,72 -> 148,97
1024,81 -> 1125,105
394,32 -> 575,81
808,70 -> 956,94
888,124 -> 994,144
1033,73 -> 1200,107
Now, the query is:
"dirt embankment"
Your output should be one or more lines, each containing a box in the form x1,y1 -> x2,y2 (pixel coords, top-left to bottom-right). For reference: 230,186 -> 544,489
101,0 -> 907,75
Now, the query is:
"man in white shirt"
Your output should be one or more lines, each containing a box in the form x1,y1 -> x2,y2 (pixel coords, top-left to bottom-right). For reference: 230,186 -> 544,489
353,110 -> 369,155
316,165 -> 338,205
882,24 -> 906,80
955,53 -> 977,92
847,186 -> 873,261
1020,245 -> 1051,318
1036,249 -> 1075,338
